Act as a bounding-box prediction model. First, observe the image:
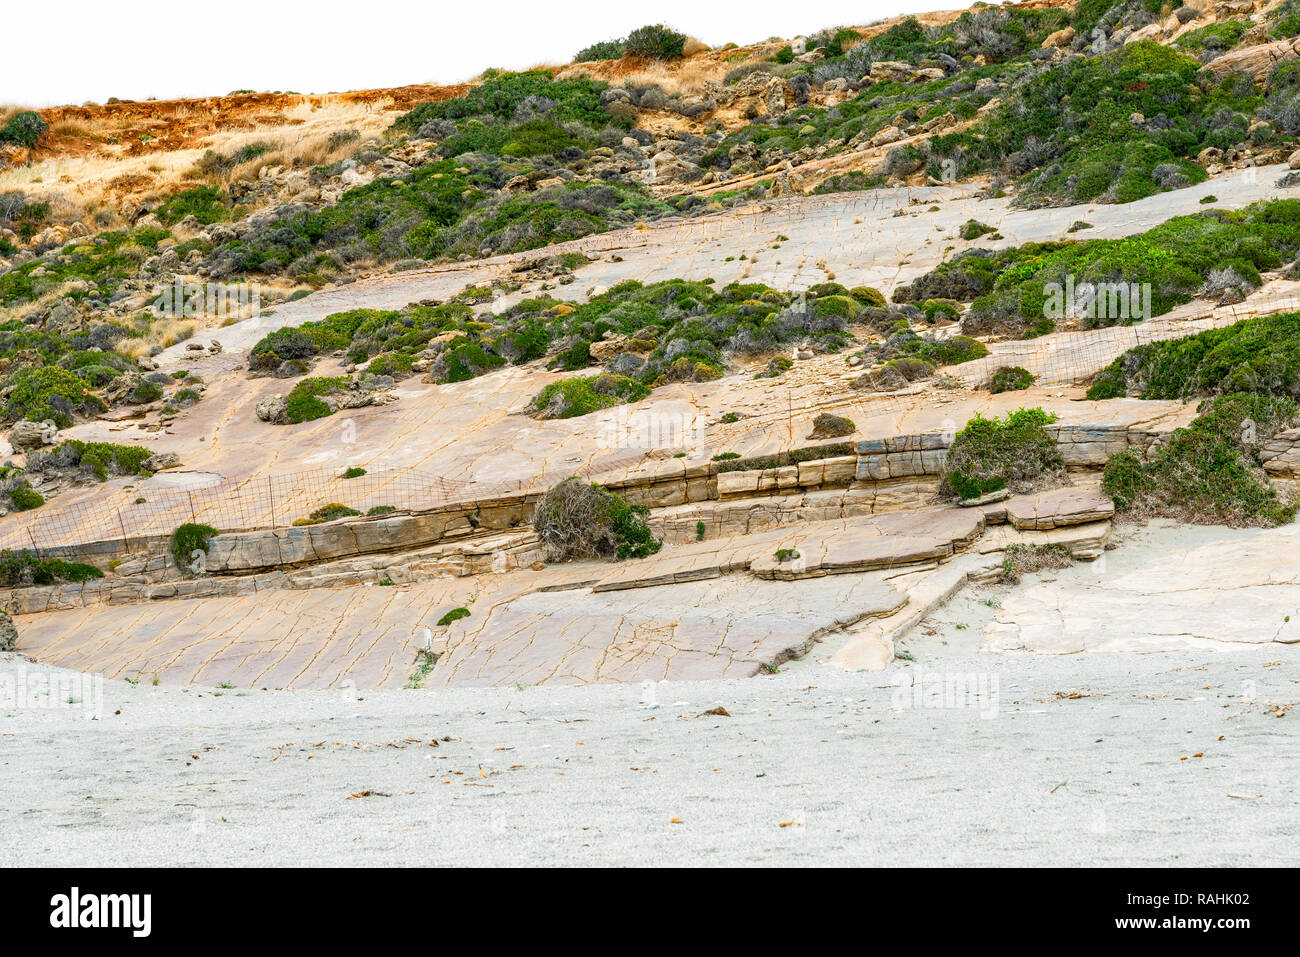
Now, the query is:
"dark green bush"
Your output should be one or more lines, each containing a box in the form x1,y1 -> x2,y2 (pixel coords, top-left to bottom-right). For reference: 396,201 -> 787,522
436,607 -> 471,626
170,523 -> 218,568
0,550 -> 102,587
622,24 -> 688,60
532,374 -> 650,418
1087,310 -> 1300,400
943,407 -> 1063,499
0,111 -> 47,148
533,477 -> 661,561
8,483 -> 43,511
1102,394 -> 1296,527
989,366 -> 1035,394
293,503 -> 361,525
154,186 -> 230,226
3,366 -> 106,427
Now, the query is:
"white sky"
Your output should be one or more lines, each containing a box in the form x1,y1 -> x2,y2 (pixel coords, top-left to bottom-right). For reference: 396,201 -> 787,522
4,0 -> 964,107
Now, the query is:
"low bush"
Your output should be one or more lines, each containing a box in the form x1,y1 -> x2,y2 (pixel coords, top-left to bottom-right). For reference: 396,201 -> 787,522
8,482 -> 43,511
436,607 -> 471,626
170,523 -> 217,568
1087,311 -> 1300,400
988,366 -> 1035,394
154,186 -> 230,226
533,477 -> 661,561
532,374 -> 650,418
293,503 -> 361,526
942,407 -> 1063,500
0,550 -> 102,587
3,366 -> 106,427
0,111 -> 47,148
28,440 -> 152,481
904,201 -> 1300,340
1101,393 -> 1296,527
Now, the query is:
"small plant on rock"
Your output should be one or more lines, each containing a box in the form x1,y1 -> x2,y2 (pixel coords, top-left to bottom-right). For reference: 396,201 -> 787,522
170,523 -> 217,570
436,607 -> 471,626
988,366 -> 1035,394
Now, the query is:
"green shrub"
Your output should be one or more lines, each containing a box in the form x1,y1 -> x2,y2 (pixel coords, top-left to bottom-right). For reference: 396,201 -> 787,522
436,607 -> 471,626
960,219 -> 997,241
0,550 -> 102,587
910,201 -> 1300,340
394,71 -> 617,136
989,366 -> 1035,394
130,380 -> 164,403
284,377 -> 347,423
0,111 -> 47,148
342,466 -> 366,479
532,374 -> 650,418
931,42 -> 1224,208
1101,393 -> 1296,527
367,505 -> 396,516
32,441 -> 153,481
3,366 -> 105,427
1087,310 -> 1300,401
154,186 -> 229,226
943,407 -> 1063,499
9,483 -> 43,511
170,523 -> 217,568
575,39 -> 626,61
622,24 -> 688,60
293,503 -> 361,525
533,477 -> 661,561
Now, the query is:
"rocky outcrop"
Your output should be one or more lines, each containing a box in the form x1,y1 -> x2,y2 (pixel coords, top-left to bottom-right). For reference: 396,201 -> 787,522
8,421 -> 51,453
1002,486 -> 1114,531
856,423 -> 1172,481
1199,36 -> 1300,82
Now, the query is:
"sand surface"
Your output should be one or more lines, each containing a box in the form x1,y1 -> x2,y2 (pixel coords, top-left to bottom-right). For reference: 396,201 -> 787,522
3,646 -> 1295,866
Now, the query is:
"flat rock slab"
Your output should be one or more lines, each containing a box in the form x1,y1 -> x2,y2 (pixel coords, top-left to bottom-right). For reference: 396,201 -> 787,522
430,573 -> 908,687
1004,486 -> 1114,531
751,508 -> 985,580
986,523 -> 1300,654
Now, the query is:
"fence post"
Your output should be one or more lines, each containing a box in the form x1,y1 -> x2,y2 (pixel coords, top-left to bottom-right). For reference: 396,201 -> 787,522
187,491 -> 196,523
268,476 -> 275,528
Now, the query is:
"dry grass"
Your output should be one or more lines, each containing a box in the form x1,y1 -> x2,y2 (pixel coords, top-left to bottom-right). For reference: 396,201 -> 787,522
997,543 -> 1075,585
0,98 -> 399,230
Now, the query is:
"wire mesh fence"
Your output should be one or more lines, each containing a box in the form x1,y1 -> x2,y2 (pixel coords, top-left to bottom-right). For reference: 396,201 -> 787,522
0,466 -> 533,554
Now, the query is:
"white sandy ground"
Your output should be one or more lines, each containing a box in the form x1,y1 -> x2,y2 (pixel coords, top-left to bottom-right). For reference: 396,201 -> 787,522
2,646 -> 1296,867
